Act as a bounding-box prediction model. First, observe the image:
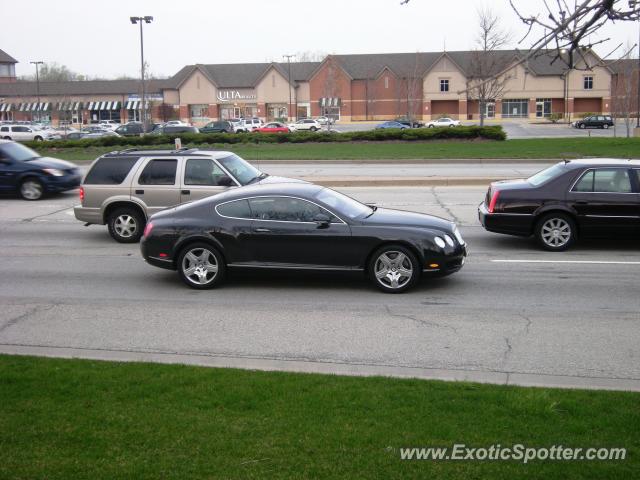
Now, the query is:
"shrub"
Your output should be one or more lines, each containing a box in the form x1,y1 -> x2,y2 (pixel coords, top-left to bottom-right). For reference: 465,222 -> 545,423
547,113 -> 563,123
26,125 -> 506,150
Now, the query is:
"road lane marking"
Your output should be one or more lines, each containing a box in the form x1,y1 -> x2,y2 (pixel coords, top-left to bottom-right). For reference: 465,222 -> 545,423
492,260 -> 640,265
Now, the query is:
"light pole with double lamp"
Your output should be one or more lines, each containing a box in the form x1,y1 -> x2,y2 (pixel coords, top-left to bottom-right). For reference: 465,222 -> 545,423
130,16 -> 153,131
30,61 -> 43,122
631,1 -> 640,128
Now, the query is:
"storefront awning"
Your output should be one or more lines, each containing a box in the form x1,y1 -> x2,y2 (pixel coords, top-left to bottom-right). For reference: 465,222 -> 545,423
0,103 -> 13,112
319,97 -> 341,107
125,100 -> 139,110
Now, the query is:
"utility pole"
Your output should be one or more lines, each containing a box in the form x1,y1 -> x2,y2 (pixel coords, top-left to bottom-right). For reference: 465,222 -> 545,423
631,0 -> 640,128
130,16 -> 153,131
30,61 -> 43,122
283,54 -> 295,121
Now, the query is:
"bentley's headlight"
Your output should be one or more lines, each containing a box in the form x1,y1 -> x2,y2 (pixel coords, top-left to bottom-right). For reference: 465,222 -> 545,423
443,234 -> 455,247
43,168 -> 64,177
453,227 -> 465,245
434,236 -> 446,249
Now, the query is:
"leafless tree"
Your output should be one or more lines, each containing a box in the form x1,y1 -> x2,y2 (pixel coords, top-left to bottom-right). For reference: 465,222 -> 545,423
321,56 -> 343,128
467,9 -> 512,126
294,50 -> 328,62
405,52 -> 423,122
611,46 -> 638,137
509,0 -> 640,69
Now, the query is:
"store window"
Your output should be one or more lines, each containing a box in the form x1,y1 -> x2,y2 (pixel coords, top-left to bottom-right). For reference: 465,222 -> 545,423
189,104 -> 208,118
535,98 -> 552,117
384,77 -> 389,89
583,76 -> 593,90
440,79 -> 449,92
501,99 -> 529,118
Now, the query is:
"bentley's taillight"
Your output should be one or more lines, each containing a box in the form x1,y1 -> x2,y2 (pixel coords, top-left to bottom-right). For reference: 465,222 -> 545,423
143,222 -> 154,238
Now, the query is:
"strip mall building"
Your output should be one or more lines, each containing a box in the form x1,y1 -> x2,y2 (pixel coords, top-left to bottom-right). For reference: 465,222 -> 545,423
0,47 -> 632,126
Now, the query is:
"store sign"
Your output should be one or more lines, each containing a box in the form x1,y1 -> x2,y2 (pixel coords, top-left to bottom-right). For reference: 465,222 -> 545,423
216,90 -> 257,102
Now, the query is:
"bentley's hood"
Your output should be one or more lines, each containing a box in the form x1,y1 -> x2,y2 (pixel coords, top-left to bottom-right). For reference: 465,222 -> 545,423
360,207 -> 454,232
257,175 -> 309,185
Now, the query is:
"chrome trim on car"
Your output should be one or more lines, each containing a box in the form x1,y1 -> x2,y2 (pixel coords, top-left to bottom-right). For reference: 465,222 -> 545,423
227,263 -> 362,271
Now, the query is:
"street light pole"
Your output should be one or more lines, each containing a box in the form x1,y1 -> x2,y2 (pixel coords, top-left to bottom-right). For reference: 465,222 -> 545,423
283,54 -> 295,121
130,16 -> 153,131
631,0 -> 640,128
30,61 -> 43,122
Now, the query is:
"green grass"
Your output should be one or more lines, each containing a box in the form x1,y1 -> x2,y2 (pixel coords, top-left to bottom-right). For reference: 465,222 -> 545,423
0,355 -> 638,479
34,137 -> 640,162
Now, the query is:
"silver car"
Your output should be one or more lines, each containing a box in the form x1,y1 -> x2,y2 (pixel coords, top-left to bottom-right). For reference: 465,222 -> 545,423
74,148 -> 293,242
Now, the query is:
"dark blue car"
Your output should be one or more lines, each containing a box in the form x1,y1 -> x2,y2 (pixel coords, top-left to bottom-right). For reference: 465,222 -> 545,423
375,121 -> 408,130
0,140 -> 81,200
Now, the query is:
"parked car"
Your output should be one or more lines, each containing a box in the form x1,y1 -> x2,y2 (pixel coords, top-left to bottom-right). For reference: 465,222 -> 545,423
0,124 -> 55,141
98,120 -> 121,130
80,129 -> 121,139
65,132 -> 87,140
165,120 -> 190,126
315,116 -> 335,125
395,117 -> 424,128
115,122 -> 147,136
74,149 -> 297,243
572,115 -> 614,129
288,119 -> 322,132
141,182 -> 466,292
253,122 -> 291,133
426,117 -> 461,128
375,121 -> 408,130
242,118 -> 263,131
200,121 -> 235,134
0,140 -> 81,200
152,125 -> 199,135
478,159 -> 640,251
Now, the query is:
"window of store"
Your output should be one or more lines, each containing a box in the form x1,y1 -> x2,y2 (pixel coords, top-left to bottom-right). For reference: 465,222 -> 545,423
501,99 -> 528,118
128,109 -> 141,122
267,104 -> 288,121
384,77 -> 389,89
535,98 -> 552,117
583,76 -> 593,90
322,106 -> 340,122
189,104 -> 208,119
440,79 -> 449,92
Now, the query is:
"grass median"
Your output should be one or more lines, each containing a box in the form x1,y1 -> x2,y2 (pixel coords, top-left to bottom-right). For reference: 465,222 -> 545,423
33,137 -> 640,162
0,355 -> 637,479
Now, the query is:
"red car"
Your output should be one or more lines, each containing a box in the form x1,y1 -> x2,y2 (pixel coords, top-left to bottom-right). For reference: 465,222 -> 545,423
253,122 -> 291,133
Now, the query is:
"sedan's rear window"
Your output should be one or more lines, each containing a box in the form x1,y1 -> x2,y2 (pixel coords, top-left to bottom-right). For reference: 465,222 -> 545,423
527,164 -> 566,186
84,157 -> 139,185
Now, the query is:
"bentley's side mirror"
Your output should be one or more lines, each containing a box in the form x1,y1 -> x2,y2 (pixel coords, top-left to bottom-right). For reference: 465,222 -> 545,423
313,213 -> 331,229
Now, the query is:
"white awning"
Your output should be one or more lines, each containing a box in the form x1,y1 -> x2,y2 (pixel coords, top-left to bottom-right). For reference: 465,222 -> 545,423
73,102 -> 80,110
127,100 -> 140,110
0,104 -> 6,112
112,101 -> 120,110
42,102 -> 49,111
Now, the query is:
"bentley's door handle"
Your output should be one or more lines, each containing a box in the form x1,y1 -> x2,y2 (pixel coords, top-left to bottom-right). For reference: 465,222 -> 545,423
135,189 -> 144,194
181,189 -> 190,195
576,201 -> 588,205
253,227 -> 271,233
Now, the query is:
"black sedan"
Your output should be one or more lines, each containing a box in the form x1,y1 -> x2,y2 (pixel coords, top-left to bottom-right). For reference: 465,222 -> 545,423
0,140 -> 81,200
478,159 -> 640,251
141,183 -> 467,292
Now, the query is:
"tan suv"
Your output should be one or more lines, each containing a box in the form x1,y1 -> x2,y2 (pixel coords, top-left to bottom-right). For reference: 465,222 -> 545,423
74,148 -> 290,242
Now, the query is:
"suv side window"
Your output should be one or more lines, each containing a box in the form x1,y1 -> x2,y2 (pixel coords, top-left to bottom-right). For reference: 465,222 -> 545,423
84,157 -> 140,185
138,159 -> 177,185
184,159 -> 228,186
248,197 -> 337,222
573,169 -> 632,193
0,127 -> 8,132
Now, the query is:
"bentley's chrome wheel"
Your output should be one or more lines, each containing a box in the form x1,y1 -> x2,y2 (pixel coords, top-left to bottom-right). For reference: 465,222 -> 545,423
181,247 -> 219,286
373,250 -> 414,290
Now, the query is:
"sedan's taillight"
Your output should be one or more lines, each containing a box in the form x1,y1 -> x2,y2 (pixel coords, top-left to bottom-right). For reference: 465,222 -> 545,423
79,186 -> 84,202
143,222 -> 154,238
488,189 -> 500,213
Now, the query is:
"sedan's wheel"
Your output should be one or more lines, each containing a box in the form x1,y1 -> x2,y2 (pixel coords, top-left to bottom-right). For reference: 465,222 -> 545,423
107,207 -> 145,243
310,126 -> 317,132
368,245 -> 419,293
603,124 -> 609,129
178,243 -> 226,289
428,125 -> 434,128
535,213 -> 576,251
19,178 -> 44,200
579,124 -> 586,129
34,136 -> 44,141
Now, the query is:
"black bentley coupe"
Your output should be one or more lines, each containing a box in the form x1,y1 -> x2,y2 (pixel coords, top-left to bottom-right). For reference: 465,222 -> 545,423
141,182 -> 467,292
479,159 -> 640,251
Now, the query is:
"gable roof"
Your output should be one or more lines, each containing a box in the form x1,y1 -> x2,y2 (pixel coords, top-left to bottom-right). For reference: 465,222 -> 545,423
0,49 -> 18,64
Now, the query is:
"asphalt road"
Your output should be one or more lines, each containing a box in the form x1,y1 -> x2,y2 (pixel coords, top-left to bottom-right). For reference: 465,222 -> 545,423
1,186 -> 639,391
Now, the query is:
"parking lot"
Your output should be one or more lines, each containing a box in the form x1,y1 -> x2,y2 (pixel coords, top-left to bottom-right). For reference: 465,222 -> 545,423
1,185 -> 639,391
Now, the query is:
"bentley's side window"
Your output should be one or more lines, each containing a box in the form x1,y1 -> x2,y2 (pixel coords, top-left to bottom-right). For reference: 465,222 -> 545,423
249,197 -> 338,223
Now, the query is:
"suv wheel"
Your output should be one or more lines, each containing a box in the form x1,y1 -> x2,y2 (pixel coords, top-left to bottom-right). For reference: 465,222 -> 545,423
535,213 -> 576,251
310,126 -> 318,132
603,123 -> 609,129
178,243 -> 226,289
368,245 -> 419,293
19,178 -> 44,200
34,136 -> 44,141
107,207 -> 145,243
579,123 -> 586,129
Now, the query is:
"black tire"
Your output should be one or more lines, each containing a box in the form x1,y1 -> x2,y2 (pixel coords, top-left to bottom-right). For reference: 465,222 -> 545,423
603,124 -> 609,129
367,244 -> 420,293
19,177 -> 44,200
535,213 -> 577,252
177,243 -> 226,289
428,125 -> 434,128
310,126 -> 317,132
3,136 -> 11,140
579,123 -> 586,129
34,136 -> 44,141
107,207 -> 145,243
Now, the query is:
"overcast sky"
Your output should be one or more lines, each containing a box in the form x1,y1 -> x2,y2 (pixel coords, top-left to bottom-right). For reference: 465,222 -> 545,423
3,0 -> 638,79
